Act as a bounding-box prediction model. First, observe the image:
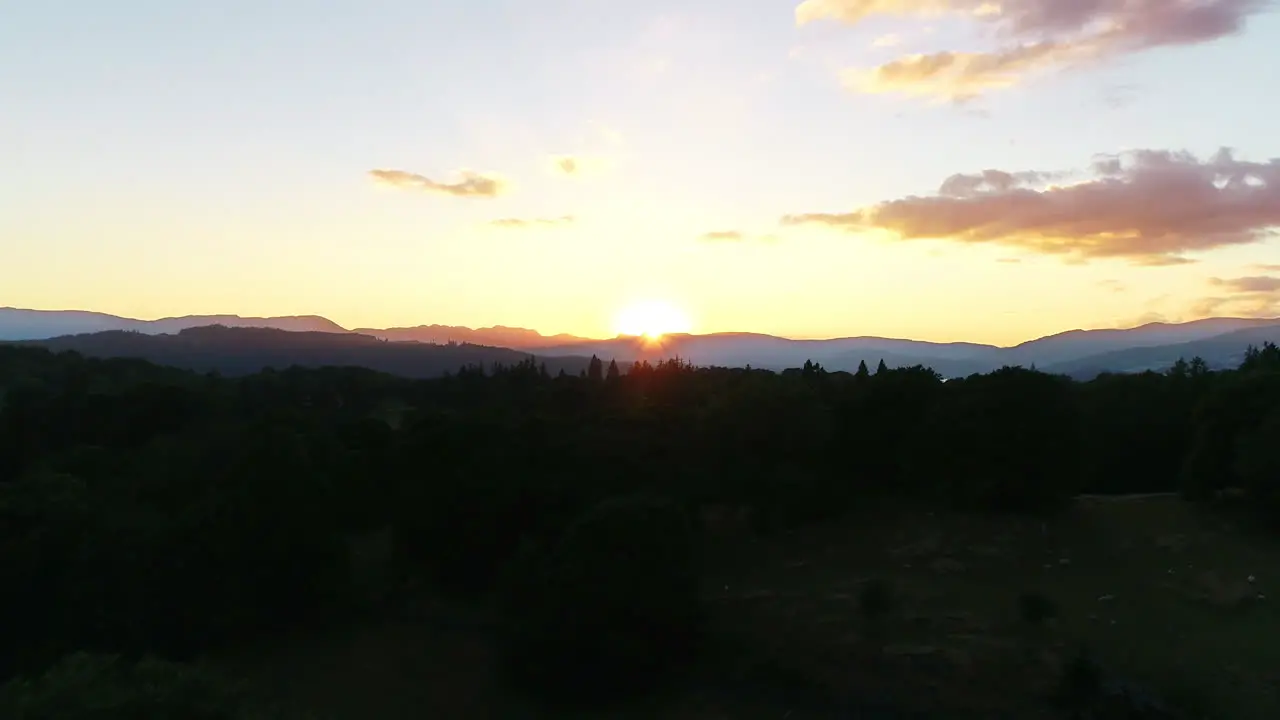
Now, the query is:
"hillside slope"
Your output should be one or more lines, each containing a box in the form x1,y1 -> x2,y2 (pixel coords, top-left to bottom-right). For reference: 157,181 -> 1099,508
12,326 -> 595,379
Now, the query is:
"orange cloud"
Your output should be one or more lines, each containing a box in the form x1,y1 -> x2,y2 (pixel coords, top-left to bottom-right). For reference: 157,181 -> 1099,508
698,230 -> 779,243
782,147 -> 1280,266
1193,275 -> 1280,318
369,169 -> 507,198
699,230 -> 746,241
1210,276 -> 1280,294
799,0 -> 1266,99
847,41 -> 1092,100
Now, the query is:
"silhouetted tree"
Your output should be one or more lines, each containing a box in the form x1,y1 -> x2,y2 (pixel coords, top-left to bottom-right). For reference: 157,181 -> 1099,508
496,495 -> 702,706
3,333 -> 1277,704
1242,342 -> 1280,374
910,367 -> 1081,511
1189,355 -> 1210,377
855,360 -> 870,379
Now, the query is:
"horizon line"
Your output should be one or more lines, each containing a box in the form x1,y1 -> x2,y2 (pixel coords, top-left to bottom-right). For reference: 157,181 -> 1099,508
5,305 -> 1280,349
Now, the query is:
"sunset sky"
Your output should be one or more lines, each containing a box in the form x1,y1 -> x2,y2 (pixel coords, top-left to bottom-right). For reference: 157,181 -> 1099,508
4,0 -> 1280,345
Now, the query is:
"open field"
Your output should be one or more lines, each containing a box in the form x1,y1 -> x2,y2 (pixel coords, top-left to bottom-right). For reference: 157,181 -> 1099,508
215,495 -> 1280,718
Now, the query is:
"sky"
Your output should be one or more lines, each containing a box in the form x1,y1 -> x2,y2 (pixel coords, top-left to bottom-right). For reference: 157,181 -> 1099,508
3,0 -> 1280,346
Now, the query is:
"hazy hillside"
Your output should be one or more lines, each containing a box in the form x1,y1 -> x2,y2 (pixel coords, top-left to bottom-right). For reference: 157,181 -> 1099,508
537,332 -> 1002,377
1045,324 -> 1280,379
1003,317 -> 1280,368
10,326 -> 596,379
146,314 -> 348,335
355,324 -> 592,349
539,322 -> 1280,377
0,307 -> 347,340
0,308 -> 145,339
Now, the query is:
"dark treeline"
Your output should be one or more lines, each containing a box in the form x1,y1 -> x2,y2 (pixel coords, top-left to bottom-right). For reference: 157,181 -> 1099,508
1,342 -> 1279,716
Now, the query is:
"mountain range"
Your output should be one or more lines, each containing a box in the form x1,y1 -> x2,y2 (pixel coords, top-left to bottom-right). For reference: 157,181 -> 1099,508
6,324 -> 597,379
3,307 -> 1279,380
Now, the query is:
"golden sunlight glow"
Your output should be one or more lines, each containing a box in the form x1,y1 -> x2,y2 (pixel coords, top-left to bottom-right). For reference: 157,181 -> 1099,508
612,300 -> 693,339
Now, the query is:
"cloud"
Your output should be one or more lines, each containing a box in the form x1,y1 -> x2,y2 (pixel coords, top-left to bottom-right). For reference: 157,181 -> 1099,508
1121,311 -> 1172,327
1097,279 -> 1127,292
798,0 -> 1267,99
699,230 -> 746,241
1193,275 -> 1280,317
369,169 -> 507,198
845,41 -> 1091,99
1209,275 -> 1280,293
781,147 -> 1280,266
936,168 -> 1065,196
548,154 -> 609,178
550,155 -> 581,176
698,230 -> 779,243
488,215 -> 576,229
1253,263 -> 1280,271
871,32 -> 904,48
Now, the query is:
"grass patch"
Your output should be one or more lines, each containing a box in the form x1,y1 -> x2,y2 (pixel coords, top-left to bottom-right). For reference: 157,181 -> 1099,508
213,496 -> 1280,718
702,495 -> 1280,717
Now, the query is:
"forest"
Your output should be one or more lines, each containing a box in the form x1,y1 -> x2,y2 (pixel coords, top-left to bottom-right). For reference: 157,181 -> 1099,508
1,341 -> 1279,718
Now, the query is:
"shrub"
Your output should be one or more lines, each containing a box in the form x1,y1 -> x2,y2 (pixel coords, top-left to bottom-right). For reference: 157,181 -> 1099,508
858,579 -> 895,622
1018,591 -> 1058,626
496,494 -> 704,707
1055,645 -> 1104,713
0,652 -> 285,720
1053,646 -> 1185,719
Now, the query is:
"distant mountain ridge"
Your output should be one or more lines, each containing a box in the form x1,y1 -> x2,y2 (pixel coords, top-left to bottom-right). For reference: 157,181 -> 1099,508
354,324 -> 593,349
0,308 -> 586,350
3,306 -> 1279,379
1001,317 -> 1280,367
529,320 -> 1280,378
0,307 -> 346,339
1041,324 -> 1280,379
9,325 -> 597,379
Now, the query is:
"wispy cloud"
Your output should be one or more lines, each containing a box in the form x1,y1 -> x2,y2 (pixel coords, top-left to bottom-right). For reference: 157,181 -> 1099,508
1101,83 -> 1141,110
870,32 -> 903,48
698,230 -> 779,243
699,230 -> 746,242
488,215 -> 576,229
1210,275 -> 1280,293
547,154 -> 609,178
369,169 -> 507,198
782,147 -> 1280,266
1120,311 -> 1173,327
1193,275 -> 1280,317
550,155 -> 581,177
798,0 -> 1267,100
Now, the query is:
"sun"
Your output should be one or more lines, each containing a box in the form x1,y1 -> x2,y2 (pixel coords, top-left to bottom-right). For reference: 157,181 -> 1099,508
612,300 -> 693,340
